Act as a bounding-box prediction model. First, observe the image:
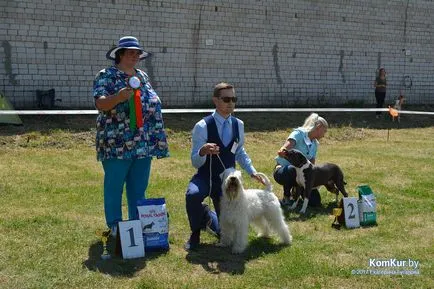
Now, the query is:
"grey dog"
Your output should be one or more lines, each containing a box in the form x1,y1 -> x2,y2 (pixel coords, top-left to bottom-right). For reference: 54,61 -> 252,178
281,149 -> 348,214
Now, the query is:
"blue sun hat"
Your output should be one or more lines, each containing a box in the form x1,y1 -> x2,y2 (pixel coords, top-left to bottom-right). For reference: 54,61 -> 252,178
106,36 -> 151,60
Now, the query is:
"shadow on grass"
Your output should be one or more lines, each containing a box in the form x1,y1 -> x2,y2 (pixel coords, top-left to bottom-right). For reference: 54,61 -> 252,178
82,236 -> 167,277
162,108 -> 433,132
1,106 -> 433,136
283,200 -> 336,222
159,110 -> 434,132
0,115 -> 97,135
185,237 -> 286,275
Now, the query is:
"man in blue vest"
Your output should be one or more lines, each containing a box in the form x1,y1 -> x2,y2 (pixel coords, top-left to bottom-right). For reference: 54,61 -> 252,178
184,82 -> 265,250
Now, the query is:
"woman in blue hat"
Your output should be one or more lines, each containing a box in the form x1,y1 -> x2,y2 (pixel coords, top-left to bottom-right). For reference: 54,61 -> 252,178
93,36 -> 169,236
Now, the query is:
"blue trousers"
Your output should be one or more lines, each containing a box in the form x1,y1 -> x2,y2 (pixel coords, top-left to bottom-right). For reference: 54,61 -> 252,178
273,165 -> 297,198
185,176 -> 221,233
102,157 -> 152,228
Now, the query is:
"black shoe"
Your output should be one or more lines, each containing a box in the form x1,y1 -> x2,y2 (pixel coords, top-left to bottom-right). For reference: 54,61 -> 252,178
184,231 -> 200,251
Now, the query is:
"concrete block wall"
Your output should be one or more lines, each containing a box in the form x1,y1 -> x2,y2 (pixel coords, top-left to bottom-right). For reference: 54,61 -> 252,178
1,0 -> 433,108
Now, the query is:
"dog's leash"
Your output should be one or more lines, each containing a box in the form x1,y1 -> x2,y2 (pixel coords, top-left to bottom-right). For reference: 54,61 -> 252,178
208,154 -> 226,206
216,154 -> 226,170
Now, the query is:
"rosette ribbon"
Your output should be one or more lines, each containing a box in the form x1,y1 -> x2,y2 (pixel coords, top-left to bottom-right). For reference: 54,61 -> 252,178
128,76 -> 143,130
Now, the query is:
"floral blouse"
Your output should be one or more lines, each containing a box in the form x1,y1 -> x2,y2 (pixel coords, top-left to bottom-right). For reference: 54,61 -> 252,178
93,66 -> 169,161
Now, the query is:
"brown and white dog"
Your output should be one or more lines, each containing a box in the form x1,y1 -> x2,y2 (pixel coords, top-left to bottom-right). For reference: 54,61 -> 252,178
393,95 -> 405,122
281,149 -> 348,214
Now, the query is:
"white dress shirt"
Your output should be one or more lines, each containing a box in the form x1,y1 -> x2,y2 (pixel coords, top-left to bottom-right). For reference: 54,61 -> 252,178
190,111 -> 256,176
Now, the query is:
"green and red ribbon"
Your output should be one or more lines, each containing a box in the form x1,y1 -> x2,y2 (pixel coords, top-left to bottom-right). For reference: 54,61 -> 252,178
128,76 -> 143,130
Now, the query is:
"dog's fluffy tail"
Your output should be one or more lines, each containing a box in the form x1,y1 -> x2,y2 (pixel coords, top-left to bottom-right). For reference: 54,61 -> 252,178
256,172 -> 273,191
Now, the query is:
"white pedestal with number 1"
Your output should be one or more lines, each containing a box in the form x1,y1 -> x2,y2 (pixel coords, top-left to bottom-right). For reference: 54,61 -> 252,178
343,197 -> 360,229
118,220 -> 145,259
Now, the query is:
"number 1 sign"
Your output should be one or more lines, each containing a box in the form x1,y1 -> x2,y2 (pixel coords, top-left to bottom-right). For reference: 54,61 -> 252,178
118,220 -> 145,259
343,197 -> 360,229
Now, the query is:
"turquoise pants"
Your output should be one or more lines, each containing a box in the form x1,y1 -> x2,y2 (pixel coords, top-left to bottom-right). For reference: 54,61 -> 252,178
102,157 -> 152,228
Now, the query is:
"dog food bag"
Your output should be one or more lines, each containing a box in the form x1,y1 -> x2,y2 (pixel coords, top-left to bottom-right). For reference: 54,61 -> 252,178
357,185 -> 377,226
137,198 -> 169,251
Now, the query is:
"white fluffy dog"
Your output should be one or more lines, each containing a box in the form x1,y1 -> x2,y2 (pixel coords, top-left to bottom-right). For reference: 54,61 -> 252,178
219,168 -> 292,254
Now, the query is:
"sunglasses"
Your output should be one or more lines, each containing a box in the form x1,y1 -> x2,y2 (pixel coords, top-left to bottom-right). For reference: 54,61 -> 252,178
219,97 -> 237,103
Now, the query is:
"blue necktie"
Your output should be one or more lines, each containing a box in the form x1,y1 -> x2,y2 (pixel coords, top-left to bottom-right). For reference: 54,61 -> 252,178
222,119 -> 231,147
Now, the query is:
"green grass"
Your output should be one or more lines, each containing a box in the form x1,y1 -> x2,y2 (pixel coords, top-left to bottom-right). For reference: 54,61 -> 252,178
0,113 -> 433,289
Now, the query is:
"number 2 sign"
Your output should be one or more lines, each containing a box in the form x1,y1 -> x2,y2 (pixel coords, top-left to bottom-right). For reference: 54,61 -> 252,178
343,197 -> 360,229
118,220 -> 145,259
